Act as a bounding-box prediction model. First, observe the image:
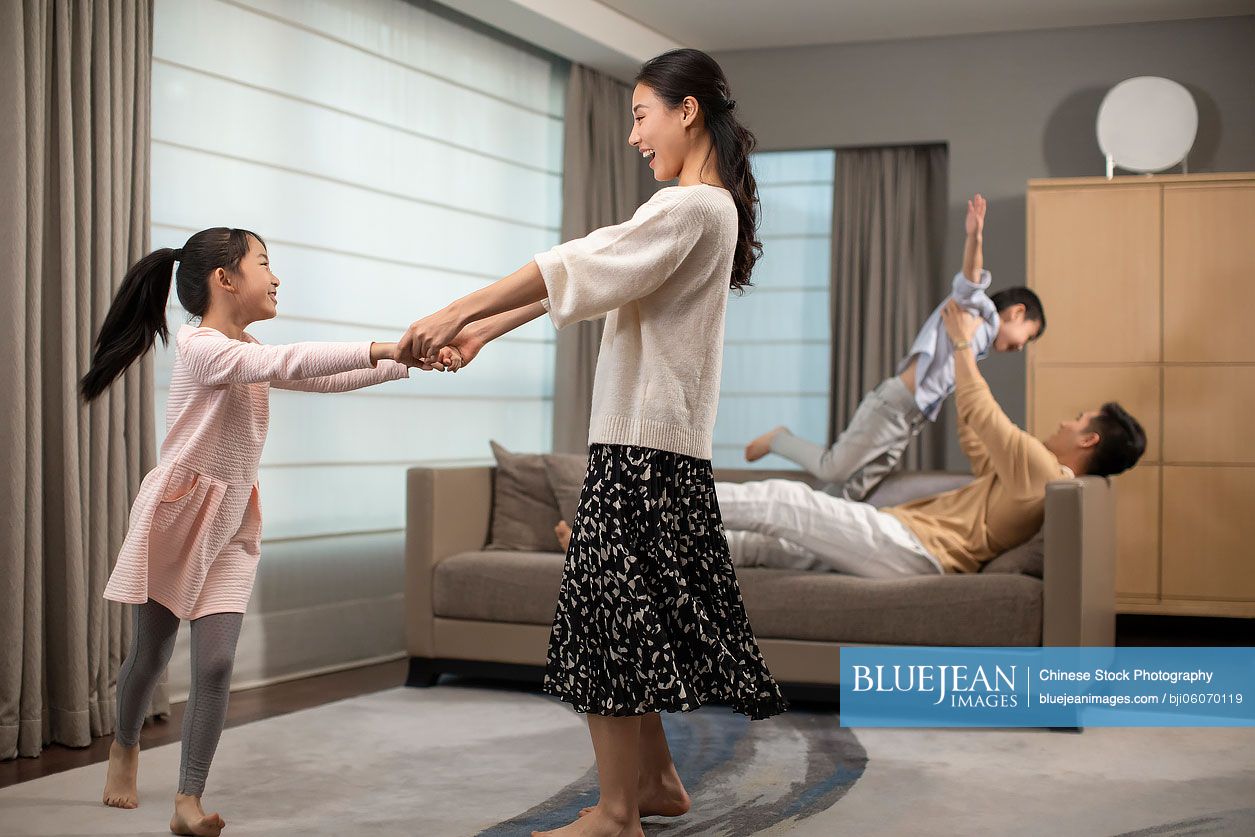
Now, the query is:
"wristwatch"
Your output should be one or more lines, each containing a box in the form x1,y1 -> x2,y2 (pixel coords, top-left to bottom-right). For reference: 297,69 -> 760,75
953,338 -> 972,352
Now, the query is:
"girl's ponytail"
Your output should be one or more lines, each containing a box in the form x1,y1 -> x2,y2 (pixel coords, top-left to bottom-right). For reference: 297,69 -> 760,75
79,227 -> 260,402
79,248 -> 179,401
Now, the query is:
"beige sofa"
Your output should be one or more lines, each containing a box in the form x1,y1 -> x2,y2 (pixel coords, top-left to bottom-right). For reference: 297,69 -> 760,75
403,466 -> 1115,699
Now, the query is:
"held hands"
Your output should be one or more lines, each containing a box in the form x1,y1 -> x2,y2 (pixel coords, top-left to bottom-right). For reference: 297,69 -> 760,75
399,306 -> 464,368
437,327 -> 486,372
385,322 -> 487,374
370,340 -> 457,372
965,193 -> 986,239
940,299 -> 980,345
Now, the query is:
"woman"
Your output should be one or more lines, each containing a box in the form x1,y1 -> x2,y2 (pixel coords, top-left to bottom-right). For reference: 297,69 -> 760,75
402,48 -> 788,837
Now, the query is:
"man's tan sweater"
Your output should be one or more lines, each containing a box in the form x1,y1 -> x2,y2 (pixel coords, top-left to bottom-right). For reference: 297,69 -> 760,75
885,362 -> 1073,573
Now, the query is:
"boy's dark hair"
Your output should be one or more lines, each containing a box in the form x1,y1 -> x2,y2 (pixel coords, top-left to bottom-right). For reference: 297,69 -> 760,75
989,286 -> 1046,339
1085,402 -> 1146,477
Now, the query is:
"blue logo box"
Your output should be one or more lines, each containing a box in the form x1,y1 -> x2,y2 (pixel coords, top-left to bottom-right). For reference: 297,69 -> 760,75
838,647 -> 1255,727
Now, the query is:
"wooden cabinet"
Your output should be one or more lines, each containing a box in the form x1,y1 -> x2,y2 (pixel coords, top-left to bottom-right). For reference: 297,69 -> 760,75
1027,173 -> 1255,618
1164,184 -> 1255,363
1112,465 -> 1160,600
1162,467 -> 1255,602
1028,186 -> 1161,364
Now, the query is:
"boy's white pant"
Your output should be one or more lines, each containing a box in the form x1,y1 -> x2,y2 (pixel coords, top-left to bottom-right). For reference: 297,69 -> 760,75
717,479 -> 944,578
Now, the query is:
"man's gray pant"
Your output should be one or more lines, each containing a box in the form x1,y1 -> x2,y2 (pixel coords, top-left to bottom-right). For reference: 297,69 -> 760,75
770,375 -> 927,501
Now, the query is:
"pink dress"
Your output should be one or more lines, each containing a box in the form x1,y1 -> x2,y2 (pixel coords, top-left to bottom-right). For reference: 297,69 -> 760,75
103,325 -> 409,620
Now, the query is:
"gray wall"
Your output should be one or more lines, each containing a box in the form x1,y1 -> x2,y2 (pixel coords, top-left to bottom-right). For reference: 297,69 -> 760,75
717,15 -> 1255,469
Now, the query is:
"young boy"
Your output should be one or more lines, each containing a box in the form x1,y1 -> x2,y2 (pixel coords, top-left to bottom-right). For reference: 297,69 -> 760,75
745,194 -> 1046,500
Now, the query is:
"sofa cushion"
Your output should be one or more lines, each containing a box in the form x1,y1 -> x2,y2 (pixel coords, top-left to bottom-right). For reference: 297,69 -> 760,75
434,550 -> 565,625
981,530 -> 1045,578
736,568 -> 1042,645
487,442 -> 562,552
544,453 -> 588,525
433,550 -> 1042,646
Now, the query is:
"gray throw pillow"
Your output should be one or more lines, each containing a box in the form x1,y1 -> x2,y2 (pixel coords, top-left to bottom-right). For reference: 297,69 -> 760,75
980,529 -> 1045,578
544,453 -> 588,525
487,441 -> 562,552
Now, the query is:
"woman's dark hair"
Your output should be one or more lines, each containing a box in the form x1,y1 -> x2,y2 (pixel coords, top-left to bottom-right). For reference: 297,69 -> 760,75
636,48 -> 760,292
80,227 -> 264,401
1085,401 -> 1146,477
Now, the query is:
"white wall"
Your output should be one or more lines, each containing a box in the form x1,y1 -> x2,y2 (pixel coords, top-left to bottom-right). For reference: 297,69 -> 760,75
150,0 -> 567,695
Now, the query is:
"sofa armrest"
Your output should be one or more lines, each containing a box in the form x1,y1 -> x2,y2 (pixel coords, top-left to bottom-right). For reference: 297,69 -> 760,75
1042,476 -> 1116,646
405,465 -> 493,657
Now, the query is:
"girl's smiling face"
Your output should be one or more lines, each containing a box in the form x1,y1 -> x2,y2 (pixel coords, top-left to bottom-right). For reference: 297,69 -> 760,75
218,234 -> 280,322
628,82 -> 698,182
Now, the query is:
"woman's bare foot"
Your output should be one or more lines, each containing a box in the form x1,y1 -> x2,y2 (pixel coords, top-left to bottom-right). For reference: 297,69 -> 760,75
170,793 -> 225,837
533,803 -> 644,836
745,426 -> 788,462
578,770 -> 691,819
102,740 -> 140,809
555,520 -> 573,553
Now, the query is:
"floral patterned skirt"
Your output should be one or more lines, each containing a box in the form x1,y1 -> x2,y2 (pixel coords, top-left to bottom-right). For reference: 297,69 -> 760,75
541,443 -> 789,720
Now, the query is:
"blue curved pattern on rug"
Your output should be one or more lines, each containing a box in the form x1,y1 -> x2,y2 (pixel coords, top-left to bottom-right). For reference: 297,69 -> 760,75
480,703 -> 867,835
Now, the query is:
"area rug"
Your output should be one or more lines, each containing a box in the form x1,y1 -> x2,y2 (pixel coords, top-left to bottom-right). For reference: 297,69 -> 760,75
1,680 -> 1253,835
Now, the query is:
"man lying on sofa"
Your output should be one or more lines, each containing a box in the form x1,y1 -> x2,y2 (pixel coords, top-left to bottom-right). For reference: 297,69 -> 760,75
559,300 -> 1145,579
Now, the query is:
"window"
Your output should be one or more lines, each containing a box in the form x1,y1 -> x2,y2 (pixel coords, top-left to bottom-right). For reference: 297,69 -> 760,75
713,149 -> 835,470
150,0 -> 567,542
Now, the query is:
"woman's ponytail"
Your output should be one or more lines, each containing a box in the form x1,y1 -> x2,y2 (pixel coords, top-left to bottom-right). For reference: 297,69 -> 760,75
636,48 -> 762,292
79,248 -> 179,401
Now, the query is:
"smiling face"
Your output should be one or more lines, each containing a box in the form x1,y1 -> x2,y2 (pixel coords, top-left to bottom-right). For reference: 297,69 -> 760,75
628,82 -> 697,182
213,234 -> 280,322
993,303 -> 1042,352
1043,409 -> 1101,461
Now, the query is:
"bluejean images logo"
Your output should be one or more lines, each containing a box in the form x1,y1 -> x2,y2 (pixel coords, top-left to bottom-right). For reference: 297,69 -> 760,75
851,662 -> 1020,708
839,647 -> 1255,728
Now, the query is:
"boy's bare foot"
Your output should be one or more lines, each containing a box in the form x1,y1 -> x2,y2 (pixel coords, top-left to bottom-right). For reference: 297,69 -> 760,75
578,772 -> 691,819
555,520 -> 573,553
533,803 -> 644,836
170,793 -> 225,837
102,740 -> 140,809
745,426 -> 788,463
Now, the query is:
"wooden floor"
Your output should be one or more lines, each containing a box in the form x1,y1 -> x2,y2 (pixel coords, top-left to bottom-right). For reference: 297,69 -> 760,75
3,614 -> 1252,790
0,658 -> 408,790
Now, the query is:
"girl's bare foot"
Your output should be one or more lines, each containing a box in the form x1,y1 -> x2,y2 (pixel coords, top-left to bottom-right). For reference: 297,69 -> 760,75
102,740 -> 140,809
578,770 -> 691,819
555,520 -> 573,553
170,793 -> 225,837
533,803 -> 644,836
745,426 -> 787,462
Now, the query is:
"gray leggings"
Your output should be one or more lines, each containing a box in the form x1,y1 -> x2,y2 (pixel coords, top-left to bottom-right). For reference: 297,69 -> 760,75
114,600 -> 243,797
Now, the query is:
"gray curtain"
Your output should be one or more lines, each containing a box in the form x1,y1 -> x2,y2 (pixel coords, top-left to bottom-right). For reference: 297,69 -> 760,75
1,0 -> 162,760
829,145 -> 948,471
552,64 -> 658,453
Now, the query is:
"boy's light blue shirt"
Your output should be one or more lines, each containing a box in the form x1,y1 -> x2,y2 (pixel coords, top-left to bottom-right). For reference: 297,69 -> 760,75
896,269 -> 1000,421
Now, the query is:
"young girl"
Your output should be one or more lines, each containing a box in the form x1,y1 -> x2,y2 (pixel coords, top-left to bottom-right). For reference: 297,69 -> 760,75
82,227 -> 424,837
403,49 -> 788,837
